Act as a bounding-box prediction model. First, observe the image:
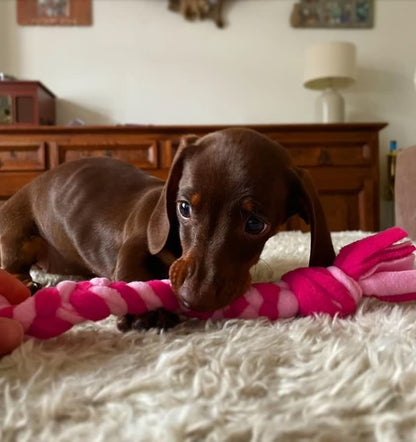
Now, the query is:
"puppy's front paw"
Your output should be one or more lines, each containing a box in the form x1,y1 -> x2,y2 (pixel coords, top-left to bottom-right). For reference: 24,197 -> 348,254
117,309 -> 180,333
117,314 -> 135,333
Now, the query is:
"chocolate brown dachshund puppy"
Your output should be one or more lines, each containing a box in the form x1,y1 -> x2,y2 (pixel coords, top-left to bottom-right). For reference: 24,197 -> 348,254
0,128 -> 335,331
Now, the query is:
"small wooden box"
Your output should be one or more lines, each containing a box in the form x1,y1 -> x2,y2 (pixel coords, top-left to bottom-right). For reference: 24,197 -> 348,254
0,81 -> 56,126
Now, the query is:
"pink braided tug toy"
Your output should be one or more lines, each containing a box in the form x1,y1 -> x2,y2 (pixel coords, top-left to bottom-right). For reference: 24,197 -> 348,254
1,227 -> 416,340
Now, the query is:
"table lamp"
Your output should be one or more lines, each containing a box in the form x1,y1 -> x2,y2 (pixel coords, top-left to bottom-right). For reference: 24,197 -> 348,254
414,67 -> 416,90
304,42 -> 357,123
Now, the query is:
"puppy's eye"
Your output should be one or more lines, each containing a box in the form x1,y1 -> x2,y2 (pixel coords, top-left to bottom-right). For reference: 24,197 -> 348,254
177,201 -> 191,219
245,216 -> 266,235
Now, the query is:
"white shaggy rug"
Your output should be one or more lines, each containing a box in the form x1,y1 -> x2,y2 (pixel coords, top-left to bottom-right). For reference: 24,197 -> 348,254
2,231 -> 416,442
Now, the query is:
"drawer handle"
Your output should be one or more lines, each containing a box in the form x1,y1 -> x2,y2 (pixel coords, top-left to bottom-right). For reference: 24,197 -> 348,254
318,148 -> 331,165
104,150 -> 113,158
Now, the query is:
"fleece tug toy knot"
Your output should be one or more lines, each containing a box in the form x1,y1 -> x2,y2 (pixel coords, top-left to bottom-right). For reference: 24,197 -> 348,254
0,227 -> 415,340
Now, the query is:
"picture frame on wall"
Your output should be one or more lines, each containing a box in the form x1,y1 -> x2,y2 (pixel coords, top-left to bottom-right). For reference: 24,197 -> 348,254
291,0 -> 374,29
17,0 -> 92,26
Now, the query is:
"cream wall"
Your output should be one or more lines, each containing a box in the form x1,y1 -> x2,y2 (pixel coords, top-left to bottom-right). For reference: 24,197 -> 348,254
1,0 -> 416,228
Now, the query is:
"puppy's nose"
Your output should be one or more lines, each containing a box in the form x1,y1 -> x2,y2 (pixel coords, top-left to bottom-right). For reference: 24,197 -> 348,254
178,283 -> 219,312
181,298 -> 192,309
178,285 -> 193,310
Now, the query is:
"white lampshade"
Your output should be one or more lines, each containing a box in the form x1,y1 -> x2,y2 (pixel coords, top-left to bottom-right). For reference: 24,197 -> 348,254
304,42 -> 357,90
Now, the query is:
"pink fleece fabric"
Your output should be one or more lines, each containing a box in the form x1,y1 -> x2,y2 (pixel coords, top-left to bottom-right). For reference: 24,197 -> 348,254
0,227 -> 415,339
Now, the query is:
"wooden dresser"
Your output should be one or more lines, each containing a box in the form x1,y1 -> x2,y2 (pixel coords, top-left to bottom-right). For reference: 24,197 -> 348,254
0,123 -> 387,232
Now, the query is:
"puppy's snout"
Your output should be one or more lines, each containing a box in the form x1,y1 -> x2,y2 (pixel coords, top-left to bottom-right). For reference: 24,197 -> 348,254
178,283 -> 215,312
169,257 -> 215,311
169,254 -> 250,312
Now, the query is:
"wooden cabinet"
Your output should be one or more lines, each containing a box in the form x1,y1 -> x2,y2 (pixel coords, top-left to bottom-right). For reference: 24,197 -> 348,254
0,123 -> 386,231
0,81 -> 56,126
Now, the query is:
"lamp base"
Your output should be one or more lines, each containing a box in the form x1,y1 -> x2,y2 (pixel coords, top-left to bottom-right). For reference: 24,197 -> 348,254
316,87 -> 345,123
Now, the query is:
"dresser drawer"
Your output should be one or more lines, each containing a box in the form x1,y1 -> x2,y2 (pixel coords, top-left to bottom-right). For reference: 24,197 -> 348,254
49,140 -> 158,169
0,171 -> 43,198
288,143 -> 371,167
0,142 -> 46,171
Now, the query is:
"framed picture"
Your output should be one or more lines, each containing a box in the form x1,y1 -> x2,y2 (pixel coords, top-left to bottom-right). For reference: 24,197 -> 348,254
291,0 -> 374,29
17,0 -> 92,26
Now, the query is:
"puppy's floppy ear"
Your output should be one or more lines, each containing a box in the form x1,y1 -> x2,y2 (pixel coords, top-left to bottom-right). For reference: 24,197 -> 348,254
286,167 -> 335,267
147,135 -> 199,255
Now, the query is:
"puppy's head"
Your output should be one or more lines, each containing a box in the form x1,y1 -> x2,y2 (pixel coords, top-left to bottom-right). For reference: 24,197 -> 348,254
148,128 -> 335,312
